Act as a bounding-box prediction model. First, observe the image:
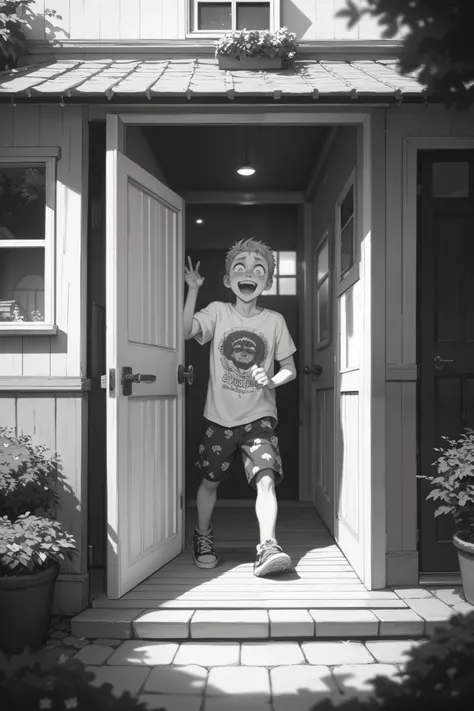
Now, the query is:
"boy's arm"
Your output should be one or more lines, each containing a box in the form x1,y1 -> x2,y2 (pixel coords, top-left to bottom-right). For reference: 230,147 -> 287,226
184,257 -> 203,340
183,287 -> 202,340
269,354 -> 297,389
251,354 -> 297,390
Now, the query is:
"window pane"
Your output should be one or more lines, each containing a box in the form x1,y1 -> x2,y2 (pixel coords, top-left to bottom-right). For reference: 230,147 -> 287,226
279,277 -> 296,295
262,279 -> 277,295
0,247 -> 45,322
340,185 -> 354,228
340,218 -> 354,276
278,251 -> 296,275
318,278 -> 330,343
0,165 -> 46,240
432,162 -> 469,198
237,2 -> 270,29
317,239 -> 328,282
198,2 -> 231,30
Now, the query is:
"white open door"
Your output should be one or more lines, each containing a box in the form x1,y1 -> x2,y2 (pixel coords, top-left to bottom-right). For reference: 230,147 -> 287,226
106,116 -> 185,599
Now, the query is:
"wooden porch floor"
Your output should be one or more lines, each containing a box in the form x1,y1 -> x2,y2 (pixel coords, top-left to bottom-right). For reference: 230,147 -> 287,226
93,504 -> 404,610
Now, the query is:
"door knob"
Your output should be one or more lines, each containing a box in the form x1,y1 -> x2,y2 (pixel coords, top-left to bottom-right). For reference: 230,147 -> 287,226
178,364 -> 194,385
304,364 -> 323,377
121,366 -> 156,396
434,355 -> 455,371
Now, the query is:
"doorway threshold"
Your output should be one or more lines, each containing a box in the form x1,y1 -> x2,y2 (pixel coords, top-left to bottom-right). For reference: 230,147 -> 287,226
72,505 -> 473,641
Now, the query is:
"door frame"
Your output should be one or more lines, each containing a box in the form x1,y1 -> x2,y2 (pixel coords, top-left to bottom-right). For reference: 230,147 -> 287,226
103,107 -> 387,589
403,137 -> 474,583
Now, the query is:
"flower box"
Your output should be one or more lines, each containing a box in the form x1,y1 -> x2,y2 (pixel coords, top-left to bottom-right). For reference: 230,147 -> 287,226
215,28 -> 297,71
217,54 -> 285,71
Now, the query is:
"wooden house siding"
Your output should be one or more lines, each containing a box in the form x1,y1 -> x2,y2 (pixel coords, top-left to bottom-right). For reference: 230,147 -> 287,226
0,104 -> 87,379
384,105 -> 474,585
25,0 -> 394,42
0,103 -> 88,613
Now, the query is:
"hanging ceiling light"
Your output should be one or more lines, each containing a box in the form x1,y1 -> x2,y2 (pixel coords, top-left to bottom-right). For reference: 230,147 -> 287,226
237,164 -> 256,177
237,129 -> 255,176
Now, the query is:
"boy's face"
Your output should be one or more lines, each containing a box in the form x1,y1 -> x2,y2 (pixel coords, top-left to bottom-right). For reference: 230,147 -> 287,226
223,251 -> 273,302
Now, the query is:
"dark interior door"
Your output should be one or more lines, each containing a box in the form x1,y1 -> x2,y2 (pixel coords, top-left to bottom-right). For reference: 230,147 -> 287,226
185,248 -> 299,501
418,149 -> 474,573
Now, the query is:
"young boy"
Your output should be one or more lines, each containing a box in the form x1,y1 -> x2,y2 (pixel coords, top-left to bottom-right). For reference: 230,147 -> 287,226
183,238 -> 297,577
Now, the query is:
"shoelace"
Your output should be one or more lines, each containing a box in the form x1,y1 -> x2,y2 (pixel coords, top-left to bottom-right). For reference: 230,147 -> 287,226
257,540 -> 282,554
197,533 -> 215,556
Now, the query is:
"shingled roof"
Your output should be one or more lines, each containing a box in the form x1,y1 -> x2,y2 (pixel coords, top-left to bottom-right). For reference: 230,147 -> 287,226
0,58 -> 424,102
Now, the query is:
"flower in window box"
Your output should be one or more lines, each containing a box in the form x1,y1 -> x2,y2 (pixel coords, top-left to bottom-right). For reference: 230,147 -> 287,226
215,27 -> 298,70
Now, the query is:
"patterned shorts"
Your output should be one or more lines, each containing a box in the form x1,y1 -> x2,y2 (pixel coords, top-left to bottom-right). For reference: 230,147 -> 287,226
194,417 -> 284,489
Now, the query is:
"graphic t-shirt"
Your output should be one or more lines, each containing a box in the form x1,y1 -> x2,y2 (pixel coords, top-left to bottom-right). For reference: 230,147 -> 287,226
193,301 -> 296,428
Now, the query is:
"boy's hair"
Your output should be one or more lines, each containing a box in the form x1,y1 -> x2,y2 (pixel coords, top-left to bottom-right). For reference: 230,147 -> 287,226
225,238 -> 275,280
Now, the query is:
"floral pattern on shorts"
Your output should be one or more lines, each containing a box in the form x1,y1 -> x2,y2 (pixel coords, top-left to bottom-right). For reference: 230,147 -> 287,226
194,418 -> 284,489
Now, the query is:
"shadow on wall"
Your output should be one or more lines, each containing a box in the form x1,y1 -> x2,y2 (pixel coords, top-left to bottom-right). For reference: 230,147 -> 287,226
283,0 -> 313,40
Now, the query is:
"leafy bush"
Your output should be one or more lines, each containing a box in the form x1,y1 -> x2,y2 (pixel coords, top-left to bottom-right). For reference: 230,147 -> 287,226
419,429 -> 474,544
0,427 -> 72,520
312,611 -> 474,711
0,650 -> 157,711
215,27 -> 298,64
0,514 -> 77,575
0,1 -> 60,70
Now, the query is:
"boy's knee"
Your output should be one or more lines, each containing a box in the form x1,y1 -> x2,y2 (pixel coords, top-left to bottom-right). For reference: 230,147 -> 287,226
255,470 -> 275,493
199,477 -> 220,493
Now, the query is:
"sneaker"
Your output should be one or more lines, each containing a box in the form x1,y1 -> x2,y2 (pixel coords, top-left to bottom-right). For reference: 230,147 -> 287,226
253,538 -> 292,577
193,526 -> 218,569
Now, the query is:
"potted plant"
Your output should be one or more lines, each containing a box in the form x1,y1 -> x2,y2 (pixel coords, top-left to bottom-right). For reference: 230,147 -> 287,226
419,428 -> 474,604
215,27 -> 298,70
0,428 -> 77,654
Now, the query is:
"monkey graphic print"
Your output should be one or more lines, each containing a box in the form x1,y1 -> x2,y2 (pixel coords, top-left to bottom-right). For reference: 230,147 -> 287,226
219,329 -> 268,395
192,302 -> 296,428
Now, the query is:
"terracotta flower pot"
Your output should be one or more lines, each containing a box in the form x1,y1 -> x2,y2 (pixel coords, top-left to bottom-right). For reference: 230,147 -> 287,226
0,562 -> 59,654
453,532 -> 474,605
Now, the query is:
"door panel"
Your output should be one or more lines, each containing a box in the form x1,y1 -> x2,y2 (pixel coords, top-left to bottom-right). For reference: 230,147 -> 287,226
106,126 -> 184,598
308,232 -> 336,531
185,248 -> 299,501
419,150 -> 474,573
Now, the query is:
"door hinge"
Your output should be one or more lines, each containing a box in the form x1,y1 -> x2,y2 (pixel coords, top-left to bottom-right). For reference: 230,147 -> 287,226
88,544 -> 94,567
417,183 -> 421,198
180,492 -> 183,509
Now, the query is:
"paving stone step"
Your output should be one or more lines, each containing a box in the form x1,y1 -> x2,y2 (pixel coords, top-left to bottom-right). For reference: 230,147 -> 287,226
72,604 -> 440,641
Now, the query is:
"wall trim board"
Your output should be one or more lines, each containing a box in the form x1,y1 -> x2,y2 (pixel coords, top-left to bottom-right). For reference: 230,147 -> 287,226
386,551 -> 419,586
385,364 -> 418,381
0,377 -> 91,392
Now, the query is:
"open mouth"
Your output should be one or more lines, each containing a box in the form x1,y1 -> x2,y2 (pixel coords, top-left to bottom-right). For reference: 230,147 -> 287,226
238,281 -> 257,296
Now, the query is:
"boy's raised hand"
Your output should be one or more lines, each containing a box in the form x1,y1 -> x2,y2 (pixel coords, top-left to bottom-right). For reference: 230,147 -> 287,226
184,257 -> 204,290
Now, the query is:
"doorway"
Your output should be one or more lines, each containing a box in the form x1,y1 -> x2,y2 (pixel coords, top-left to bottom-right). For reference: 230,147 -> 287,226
88,111 -> 383,599
418,149 -> 474,574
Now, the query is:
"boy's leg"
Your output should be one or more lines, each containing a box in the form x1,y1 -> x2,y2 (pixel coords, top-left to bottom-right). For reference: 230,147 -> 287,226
253,469 -> 292,576
254,469 -> 278,541
193,420 -> 237,569
196,477 -> 220,534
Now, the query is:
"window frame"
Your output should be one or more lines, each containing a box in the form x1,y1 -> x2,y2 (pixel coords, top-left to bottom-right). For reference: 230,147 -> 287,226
0,147 -> 59,336
335,169 -> 359,296
260,249 -> 297,297
188,0 -> 279,38
314,230 -> 331,350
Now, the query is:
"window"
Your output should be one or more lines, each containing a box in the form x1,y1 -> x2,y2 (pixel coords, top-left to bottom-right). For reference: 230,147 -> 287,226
261,250 -> 297,296
190,0 -> 277,34
315,234 -> 331,348
337,178 -> 356,282
0,150 -> 58,334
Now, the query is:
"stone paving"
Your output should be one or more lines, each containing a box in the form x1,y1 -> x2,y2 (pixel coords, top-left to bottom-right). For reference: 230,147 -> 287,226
37,585 -> 473,711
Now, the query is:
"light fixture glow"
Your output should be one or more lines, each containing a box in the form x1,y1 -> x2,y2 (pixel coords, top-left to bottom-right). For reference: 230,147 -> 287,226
195,218 -> 203,224
237,165 -> 256,177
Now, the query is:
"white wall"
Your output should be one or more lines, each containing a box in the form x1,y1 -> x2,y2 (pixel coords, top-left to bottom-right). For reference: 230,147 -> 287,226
24,0 -> 396,42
